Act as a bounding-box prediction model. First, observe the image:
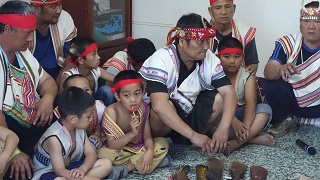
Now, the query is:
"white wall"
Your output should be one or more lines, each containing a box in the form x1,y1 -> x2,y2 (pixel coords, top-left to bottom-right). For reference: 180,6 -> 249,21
132,0 -> 301,77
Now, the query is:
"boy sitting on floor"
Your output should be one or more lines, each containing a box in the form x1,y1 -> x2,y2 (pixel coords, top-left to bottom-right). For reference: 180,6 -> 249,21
218,37 -> 275,154
98,70 -> 171,177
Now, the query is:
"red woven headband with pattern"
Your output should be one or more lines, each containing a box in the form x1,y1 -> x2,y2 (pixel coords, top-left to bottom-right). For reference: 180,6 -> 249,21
0,14 -> 36,29
111,79 -> 143,92
166,26 -> 216,45
210,0 -> 234,5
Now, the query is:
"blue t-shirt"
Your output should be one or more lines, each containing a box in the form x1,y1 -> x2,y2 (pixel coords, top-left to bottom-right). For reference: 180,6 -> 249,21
33,29 -> 70,79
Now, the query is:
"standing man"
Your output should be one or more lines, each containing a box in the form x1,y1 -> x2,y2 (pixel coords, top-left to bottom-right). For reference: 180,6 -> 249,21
0,1 -> 58,179
29,0 -> 77,80
208,0 -> 259,75
139,13 -> 237,154
263,1 -> 320,137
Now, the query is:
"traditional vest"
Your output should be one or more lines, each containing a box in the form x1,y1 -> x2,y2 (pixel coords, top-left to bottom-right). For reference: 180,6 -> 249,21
234,66 -> 251,106
33,121 -> 86,180
62,67 -> 101,93
211,20 -> 256,54
0,47 -> 42,128
278,32 -> 320,107
28,10 -> 77,67
101,101 -> 149,153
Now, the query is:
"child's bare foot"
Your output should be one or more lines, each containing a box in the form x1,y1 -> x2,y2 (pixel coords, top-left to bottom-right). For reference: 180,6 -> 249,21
249,133 -> 275,146
224,140 -> 242,155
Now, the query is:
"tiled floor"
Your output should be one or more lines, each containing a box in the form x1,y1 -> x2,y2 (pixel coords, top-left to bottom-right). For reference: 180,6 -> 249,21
125,125 -> 320,179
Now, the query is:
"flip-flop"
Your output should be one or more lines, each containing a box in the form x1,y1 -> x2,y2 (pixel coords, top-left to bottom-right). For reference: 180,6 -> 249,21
230,161 -> 247,180
250,166 -> 268,180
206,156 -> 224,180
196,164 -> 209,180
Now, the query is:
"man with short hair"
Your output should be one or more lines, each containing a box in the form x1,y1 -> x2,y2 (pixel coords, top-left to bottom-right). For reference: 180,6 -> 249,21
263,1 -> 320,137
208,0 -> 259,75
139,13 -> 237,154
0,1 -> 58,179
29,0 -> 77,80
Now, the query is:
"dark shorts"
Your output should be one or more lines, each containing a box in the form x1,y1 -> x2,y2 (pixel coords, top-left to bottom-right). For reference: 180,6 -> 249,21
39,160 -> 84,180
5,114 -> 49,157
171,90 -> 218,135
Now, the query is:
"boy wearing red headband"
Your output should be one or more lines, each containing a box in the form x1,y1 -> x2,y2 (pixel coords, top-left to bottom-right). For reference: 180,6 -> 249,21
29,0 -> 77,80
58,36 -> 114,95
208,0 -> 259,75
218,37 -> 274,154
0,1 -> 58,179
98,70 -> 170,176
139,13 -> 237,154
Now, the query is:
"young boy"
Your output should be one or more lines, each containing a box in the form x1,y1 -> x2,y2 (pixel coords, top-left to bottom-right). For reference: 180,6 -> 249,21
54,74 -> 105,150
0,127 -> 20,179
98,70 -> 170,176
58,36 -> 114,94
218,37 -> 275,154
33,87 -> 112,180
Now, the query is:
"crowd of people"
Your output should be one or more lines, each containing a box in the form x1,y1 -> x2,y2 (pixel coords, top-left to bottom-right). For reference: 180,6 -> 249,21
0,0 -> 319,179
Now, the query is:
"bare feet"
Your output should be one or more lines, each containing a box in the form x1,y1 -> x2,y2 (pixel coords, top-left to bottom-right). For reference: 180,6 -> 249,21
224,139 -> 242,155
249,133 -> 275,146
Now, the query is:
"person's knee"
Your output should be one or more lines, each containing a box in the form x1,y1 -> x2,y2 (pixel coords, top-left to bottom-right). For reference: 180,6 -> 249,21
99,159 -> 113,173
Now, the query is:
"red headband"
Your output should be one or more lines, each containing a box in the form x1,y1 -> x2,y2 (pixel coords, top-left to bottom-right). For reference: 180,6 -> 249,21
79,43 -> 98,58
210,0 -> 234,5
218,47 -> 243,56
111,79 -> 143,92
0,14 -> 36,29
166,26 -> 216,45
30,0 -> 62,5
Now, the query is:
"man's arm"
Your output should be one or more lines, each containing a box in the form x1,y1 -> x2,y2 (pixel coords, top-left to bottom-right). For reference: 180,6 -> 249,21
150,92 -> 211,153
34,71 -> 58,126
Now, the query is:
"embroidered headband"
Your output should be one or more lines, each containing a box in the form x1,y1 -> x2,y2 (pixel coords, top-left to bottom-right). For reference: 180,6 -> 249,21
300,0 -> 320,20
166,26 -> 216,45
30,0 -> 62,5
218,47 -> 243,56
210,0 -> 234,6
79,43 -> 98,58
111,78 -> 144,92
0,14 -> 36,29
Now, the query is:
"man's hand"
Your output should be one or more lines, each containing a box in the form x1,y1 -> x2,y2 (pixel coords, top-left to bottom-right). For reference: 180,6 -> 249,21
33,94 -> 54,126
279,63 -> 301,81
210,127 -> 228,153
10,152 -> 34,180
245,64 -> 258,75
190,132 -> 211,155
